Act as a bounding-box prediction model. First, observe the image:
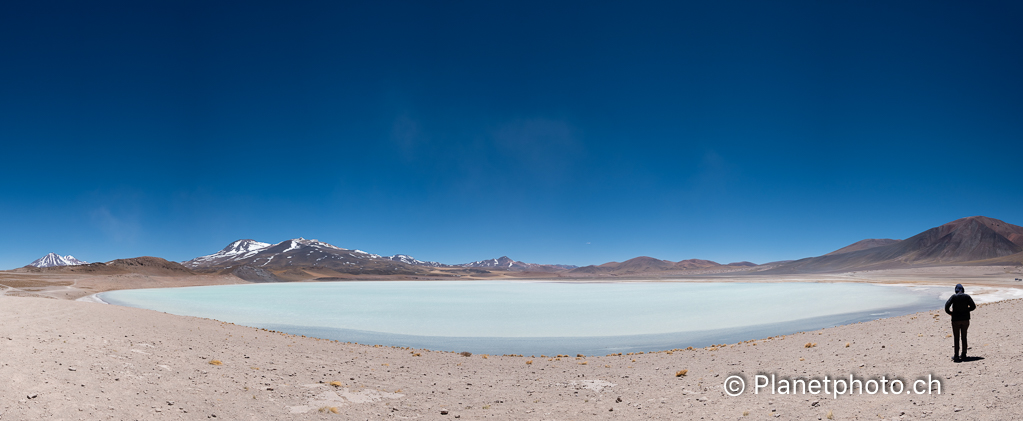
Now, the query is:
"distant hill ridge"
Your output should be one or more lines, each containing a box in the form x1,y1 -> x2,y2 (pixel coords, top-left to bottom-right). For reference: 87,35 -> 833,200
20,215 -> 1022,278
570,257 -> 745,275
23,256 -> 194,276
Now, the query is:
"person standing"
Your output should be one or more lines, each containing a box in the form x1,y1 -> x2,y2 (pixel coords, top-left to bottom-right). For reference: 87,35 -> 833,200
944,283 -> 977,362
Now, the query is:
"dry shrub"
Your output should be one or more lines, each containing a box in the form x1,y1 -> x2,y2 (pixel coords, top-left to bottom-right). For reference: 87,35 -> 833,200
209,360 -> 223,366
460,351 -> 472,357
526,360 -> 533,365
743,410 -> 749,416
412,353 -> 421,357
675,369 -> 688,377
329,381 -> 342,387
330,407 -> 340,414
826,409 -> 834,419
577,354 -> 584,358
845,342 -> 850,347
804,342 -> 816,348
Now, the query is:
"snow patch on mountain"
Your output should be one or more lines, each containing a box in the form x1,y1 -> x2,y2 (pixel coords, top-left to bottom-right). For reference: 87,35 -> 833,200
183,239 -> 271,269
29,253 -> 87,268
384,254 -> 447,267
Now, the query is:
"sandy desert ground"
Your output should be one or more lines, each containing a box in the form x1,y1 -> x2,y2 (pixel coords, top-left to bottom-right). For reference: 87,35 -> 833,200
2,266 -> 1023,420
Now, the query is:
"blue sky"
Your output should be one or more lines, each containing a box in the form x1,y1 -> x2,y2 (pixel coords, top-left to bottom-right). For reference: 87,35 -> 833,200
2,1 -> 1022,269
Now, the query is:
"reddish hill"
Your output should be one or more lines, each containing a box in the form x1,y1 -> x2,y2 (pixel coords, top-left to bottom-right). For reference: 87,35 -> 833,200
571,256 -> 723,275
824,239 -> 902,256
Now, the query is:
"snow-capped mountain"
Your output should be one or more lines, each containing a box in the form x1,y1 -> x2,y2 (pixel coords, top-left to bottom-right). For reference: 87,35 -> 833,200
29,253 -> 87,268
458,256 -> 522,269
456,256 -> 576,272
184,238 -> 573,275
182,239 -> 271,269
383,254 -> 449,267
183,238 -> 423,275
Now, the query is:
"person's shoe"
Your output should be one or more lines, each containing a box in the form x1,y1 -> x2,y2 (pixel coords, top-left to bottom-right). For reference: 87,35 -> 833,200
960,354 -> 967,360
952,355 -> 961,362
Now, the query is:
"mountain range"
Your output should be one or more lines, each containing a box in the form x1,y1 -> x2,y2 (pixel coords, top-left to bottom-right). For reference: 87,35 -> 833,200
21,215 -> 1023,278
182,238 -> 426,279
179,238 -> 579,279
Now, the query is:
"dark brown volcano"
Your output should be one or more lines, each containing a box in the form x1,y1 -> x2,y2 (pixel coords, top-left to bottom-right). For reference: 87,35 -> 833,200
768,216 -> 1023,273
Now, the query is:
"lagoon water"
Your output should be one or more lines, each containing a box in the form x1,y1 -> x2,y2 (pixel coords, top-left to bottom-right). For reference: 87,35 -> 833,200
100,281 -> 945,356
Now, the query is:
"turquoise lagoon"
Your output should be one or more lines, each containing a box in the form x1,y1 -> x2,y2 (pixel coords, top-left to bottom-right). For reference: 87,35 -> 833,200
99,281 -> 945,356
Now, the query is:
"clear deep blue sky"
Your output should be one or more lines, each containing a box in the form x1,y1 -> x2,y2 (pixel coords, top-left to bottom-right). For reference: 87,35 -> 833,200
2,1 -> 1022,269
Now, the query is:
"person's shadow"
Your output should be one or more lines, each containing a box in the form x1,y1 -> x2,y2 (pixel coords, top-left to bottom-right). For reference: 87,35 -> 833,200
956,356 -> 985,363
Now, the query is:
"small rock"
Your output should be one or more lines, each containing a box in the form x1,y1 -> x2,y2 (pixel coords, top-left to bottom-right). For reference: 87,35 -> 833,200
440,409 -> 449,415
167,401 -> 175,406
68,367 -> 76,371
27,393 -> 38,399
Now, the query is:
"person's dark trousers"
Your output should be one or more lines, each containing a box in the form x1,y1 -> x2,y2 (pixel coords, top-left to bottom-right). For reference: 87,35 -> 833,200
952,320 -> 970,358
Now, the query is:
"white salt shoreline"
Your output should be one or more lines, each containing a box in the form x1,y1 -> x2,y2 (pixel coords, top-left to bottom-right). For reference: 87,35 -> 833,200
879,283 -> 1023,304
74,292 -> 108,304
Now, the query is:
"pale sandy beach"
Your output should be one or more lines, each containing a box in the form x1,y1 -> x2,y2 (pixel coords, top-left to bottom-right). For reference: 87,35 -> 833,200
1,266 -> 1022,419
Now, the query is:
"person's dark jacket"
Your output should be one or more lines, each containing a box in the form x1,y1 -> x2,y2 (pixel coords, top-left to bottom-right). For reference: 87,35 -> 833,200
945,284 -> 976,322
